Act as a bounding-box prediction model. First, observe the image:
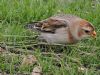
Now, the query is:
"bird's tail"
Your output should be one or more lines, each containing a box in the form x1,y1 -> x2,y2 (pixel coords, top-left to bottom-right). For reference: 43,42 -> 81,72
25,21 -> 43,31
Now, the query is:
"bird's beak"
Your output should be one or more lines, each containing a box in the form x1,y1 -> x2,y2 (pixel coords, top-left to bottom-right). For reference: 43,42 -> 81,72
91,31 -> 96,38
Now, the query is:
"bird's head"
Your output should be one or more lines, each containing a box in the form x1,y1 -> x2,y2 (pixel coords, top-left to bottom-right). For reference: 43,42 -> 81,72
78,20 -> 96,39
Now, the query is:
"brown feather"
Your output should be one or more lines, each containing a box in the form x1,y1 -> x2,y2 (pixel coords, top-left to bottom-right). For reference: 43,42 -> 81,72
36,19 -> 68,33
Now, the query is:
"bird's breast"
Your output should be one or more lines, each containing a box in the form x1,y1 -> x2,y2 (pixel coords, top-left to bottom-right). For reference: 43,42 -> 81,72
38,27 -> 70,44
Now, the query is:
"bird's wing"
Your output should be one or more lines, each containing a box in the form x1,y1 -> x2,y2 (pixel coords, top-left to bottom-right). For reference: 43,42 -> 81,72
33,18 -> 68,33
25,19 -> 68,33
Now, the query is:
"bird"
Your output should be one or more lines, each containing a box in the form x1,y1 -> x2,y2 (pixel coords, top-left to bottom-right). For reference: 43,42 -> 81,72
26,14 -> 96,44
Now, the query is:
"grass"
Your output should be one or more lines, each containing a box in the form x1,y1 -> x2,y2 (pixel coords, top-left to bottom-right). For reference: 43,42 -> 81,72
0,0 -> 100,75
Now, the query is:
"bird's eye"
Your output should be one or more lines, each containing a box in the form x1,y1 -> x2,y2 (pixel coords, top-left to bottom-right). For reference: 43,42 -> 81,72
84,30 -> 90,33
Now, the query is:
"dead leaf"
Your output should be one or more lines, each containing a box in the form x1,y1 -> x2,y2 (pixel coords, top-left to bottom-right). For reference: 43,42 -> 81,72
78,66 -> 87,72
21,55 -> 37,66
32,66 -> 42,75
0,47 -> 5,53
